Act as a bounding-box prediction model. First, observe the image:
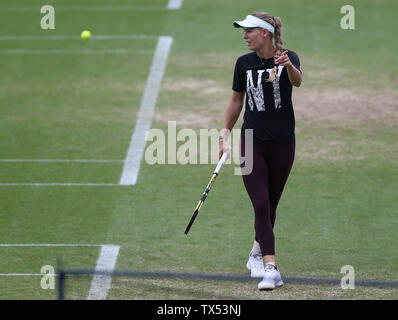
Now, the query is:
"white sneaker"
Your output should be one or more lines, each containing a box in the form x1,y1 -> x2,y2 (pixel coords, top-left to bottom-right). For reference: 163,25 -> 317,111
246,254 -> 266,278
258,263 -> 284,290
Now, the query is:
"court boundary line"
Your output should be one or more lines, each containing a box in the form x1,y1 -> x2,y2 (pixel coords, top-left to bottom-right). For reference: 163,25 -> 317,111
0,49 -> 153,55
87,245 -> 120,300
0,243 -> 111,247
0,6 -> 168,12
167,0 -> 184,10
0,183 -> 122,186
1,0 -> 183,11
119,36 -> 173,186
0,159 -> 124,163
0,273 -> 48,276
0,35 -> 158,41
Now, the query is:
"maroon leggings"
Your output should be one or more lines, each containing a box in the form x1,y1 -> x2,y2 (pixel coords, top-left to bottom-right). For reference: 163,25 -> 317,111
240,138 -> 295,256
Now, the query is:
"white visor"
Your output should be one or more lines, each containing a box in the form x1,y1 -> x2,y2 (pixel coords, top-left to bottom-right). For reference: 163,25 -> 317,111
233,15 -> 275,33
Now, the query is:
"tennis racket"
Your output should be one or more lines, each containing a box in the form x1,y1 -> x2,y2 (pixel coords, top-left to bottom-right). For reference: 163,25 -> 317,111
184,152 -> 229,235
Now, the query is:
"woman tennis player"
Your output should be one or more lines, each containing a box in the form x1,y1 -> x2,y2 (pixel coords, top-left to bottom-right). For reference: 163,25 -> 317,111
219,12 -> 302,290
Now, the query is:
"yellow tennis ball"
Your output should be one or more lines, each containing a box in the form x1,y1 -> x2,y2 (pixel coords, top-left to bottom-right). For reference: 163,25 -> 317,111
81,30 -> 91,40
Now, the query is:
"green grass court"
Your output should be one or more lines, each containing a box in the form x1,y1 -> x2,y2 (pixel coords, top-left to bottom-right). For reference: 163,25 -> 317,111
0,0 -> 397,300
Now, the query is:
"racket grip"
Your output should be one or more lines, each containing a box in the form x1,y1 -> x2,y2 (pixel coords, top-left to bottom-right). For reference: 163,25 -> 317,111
214,152 -> 228,175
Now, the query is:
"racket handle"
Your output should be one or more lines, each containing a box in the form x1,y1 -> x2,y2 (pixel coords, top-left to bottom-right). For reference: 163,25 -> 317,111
214,151 -> 228,175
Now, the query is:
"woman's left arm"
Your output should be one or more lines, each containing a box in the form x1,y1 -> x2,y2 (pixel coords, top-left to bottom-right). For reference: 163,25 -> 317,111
274,50 -> 302,87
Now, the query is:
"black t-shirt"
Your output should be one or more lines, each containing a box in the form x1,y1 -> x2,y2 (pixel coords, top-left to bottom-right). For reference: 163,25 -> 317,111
232,50 -> 301,144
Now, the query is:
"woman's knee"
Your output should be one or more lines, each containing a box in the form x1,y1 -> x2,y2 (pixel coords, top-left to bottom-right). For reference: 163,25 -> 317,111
253,200 -> 270,215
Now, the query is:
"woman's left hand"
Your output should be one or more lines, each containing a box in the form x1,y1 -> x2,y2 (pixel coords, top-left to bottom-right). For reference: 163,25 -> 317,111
275,50 -> 302,87
274,50 -> 292,67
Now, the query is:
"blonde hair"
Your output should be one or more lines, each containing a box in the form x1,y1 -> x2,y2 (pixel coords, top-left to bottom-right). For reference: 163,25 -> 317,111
251,12 -> 283,81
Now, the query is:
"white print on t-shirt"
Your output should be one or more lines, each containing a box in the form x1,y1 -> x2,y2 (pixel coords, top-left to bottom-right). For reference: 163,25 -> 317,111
246,66 -> 284,111
246,70 -> 266,111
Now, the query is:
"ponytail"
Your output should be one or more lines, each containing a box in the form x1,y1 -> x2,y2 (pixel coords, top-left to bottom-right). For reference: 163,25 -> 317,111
251,12 -> 283,81
273,17 -> 283,55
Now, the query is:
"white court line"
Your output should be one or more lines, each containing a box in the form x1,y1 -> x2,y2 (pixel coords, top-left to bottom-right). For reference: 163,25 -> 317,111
0,159 -> 124,163
0,1 -> 183,11
0,183 -> 121,186
119,36 -> 173,186
87,245 -> 120,300
0,49 -> 152,55
167,0 -> 184,10
0,273 -> 46,276
0,6 -> 167,11
0,244 -> 105,247
0,35 -> 158,41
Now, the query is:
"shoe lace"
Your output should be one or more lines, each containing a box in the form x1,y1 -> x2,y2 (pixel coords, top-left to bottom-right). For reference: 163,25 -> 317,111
252,254 -> 264,269
264,263 -> 277,272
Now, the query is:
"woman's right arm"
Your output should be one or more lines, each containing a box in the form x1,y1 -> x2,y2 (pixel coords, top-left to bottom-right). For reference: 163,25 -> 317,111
219,90 -> 245,159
